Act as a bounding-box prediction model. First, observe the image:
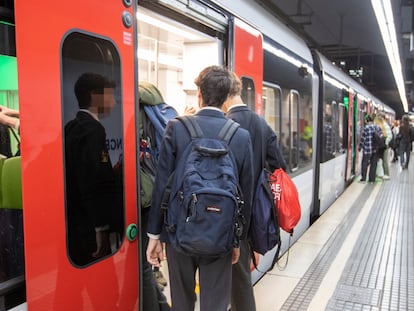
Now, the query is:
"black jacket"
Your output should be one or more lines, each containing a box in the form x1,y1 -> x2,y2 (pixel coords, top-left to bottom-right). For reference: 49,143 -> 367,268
226,105 -> 286,192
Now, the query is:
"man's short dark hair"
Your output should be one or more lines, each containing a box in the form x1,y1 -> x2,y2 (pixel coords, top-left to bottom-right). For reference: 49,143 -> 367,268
228,71 -> 242,98
194,66 -> 231,108
74,73 -> 116,109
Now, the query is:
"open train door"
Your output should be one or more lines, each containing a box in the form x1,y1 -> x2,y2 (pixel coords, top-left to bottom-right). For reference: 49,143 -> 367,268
14,1 -> 139,309
345,90 -> 355,182
231,17 -> 267,278
231,18 -> 264,114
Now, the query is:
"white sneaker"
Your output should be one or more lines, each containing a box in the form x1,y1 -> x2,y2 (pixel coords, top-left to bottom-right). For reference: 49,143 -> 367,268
382,175 -> 390,180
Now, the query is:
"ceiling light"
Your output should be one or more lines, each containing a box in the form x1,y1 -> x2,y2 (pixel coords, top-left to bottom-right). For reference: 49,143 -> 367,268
136,11 -> 202,41
371,0 -> 408,112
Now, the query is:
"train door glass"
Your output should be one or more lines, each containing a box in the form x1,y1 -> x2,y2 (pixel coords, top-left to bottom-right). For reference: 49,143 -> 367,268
332,101 -> 339,155
338,103 -> 346,152
137,8 -> 224,115
288,90 -> 300,172
241,77 -> 256,111
358,99 -> 367,143
262,83 -> 282,147
61,32 -> 124,267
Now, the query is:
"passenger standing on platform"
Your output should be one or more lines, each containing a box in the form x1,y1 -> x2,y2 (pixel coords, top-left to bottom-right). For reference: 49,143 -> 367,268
138,82 -> 171,311
146,65 -> 254,311
222,71 -> 286,311
64,73 -> 116,265
398,114 -> 414,170
390,120 -> 400,163
358,114 -> 382,183
374,114 -> 392,180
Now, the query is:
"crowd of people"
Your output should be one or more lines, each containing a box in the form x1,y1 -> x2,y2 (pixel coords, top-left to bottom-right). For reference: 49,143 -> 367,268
2,66 -> 414,311
359,112 -> 414,184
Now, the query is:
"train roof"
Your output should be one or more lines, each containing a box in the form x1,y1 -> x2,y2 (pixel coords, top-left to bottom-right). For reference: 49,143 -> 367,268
315,51 -> 395,115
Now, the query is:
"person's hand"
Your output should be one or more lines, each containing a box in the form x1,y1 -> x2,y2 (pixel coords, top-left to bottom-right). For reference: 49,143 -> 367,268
0,110 -> 19,129
146,238 -> 163,267
183,105 -> 196,116
232,247 -> 240,264
0,106 -> 19,118
92,230 -> 110,258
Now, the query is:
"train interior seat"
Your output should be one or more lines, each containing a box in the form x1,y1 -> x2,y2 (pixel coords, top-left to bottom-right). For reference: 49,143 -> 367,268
1,156 -> 22,209
0,155 -> 25,307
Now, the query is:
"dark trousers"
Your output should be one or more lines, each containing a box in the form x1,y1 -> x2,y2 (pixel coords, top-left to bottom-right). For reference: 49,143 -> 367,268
142,210 -> 170,311
361,152 -> 378,182
166,244 -> 232,311
231,239 -> 256,311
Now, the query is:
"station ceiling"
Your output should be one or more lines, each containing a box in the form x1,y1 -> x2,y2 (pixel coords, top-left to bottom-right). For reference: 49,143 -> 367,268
257,0 -> 414,118
2,1 -> 413,117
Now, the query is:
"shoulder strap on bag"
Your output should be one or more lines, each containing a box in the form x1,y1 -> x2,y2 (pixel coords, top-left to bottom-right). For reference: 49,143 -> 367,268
178,116 -> 239,143
178,115 -> 204,139
218,119 -> 239,143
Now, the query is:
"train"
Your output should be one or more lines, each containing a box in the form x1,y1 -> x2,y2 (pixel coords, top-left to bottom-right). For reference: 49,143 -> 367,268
0,0 -> 395,309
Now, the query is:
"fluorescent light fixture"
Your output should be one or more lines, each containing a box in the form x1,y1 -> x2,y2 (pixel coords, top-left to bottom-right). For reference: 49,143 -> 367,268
324,74 -> 348,90
138,48 -> 183,69
137,11 -> 202,41
263,42 -> 313,74
357,93 -> 369,102
371,0 -> 408,112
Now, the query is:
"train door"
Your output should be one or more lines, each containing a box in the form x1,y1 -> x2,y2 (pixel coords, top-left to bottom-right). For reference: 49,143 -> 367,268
231,18 -> 263,113
355,96 -> 368,175
345,91 -> 356,182
14,1 -> 138,309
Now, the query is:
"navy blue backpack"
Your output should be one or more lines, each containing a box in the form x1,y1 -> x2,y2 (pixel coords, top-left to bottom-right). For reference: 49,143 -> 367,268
250,169 -> 281,255
163,116 -> 244,257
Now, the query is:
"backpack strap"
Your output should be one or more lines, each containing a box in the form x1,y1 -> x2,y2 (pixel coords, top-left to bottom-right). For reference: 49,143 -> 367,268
218,119 -> 240,144
178,116 -> 204,139
178,116 -> 239,143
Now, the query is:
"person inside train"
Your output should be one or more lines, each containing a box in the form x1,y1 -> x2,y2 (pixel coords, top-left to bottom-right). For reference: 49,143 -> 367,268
64,72 -> 118,266
138,81 -> 171,311
0,106 -> 20,157
0,106 -> 20,131
146,65 -> 254,311
397,114 -> 414,170
222,71 -> 286,311
358,114 -> 382,184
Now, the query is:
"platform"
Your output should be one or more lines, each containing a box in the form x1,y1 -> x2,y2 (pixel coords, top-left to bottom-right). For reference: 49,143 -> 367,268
254,159 -> 414,310
8,158 -> 413,311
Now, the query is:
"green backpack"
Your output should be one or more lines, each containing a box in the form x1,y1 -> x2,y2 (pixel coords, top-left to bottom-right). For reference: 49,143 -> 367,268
138,82 -> 178,208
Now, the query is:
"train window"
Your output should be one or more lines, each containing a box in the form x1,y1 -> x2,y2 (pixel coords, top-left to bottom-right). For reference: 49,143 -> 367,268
61,32 -> 124,267
241,77 -> 255,111
262,84 -> 282,138
262,40 -> 313,174
137,8 -> 224,115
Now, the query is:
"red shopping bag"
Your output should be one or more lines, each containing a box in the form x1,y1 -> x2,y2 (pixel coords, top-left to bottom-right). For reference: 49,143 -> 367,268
268,168 -> 301,234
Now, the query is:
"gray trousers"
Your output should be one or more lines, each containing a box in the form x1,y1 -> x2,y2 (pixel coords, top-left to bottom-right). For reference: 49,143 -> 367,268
166,244 -> 232,311
231,239 -> 256,311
